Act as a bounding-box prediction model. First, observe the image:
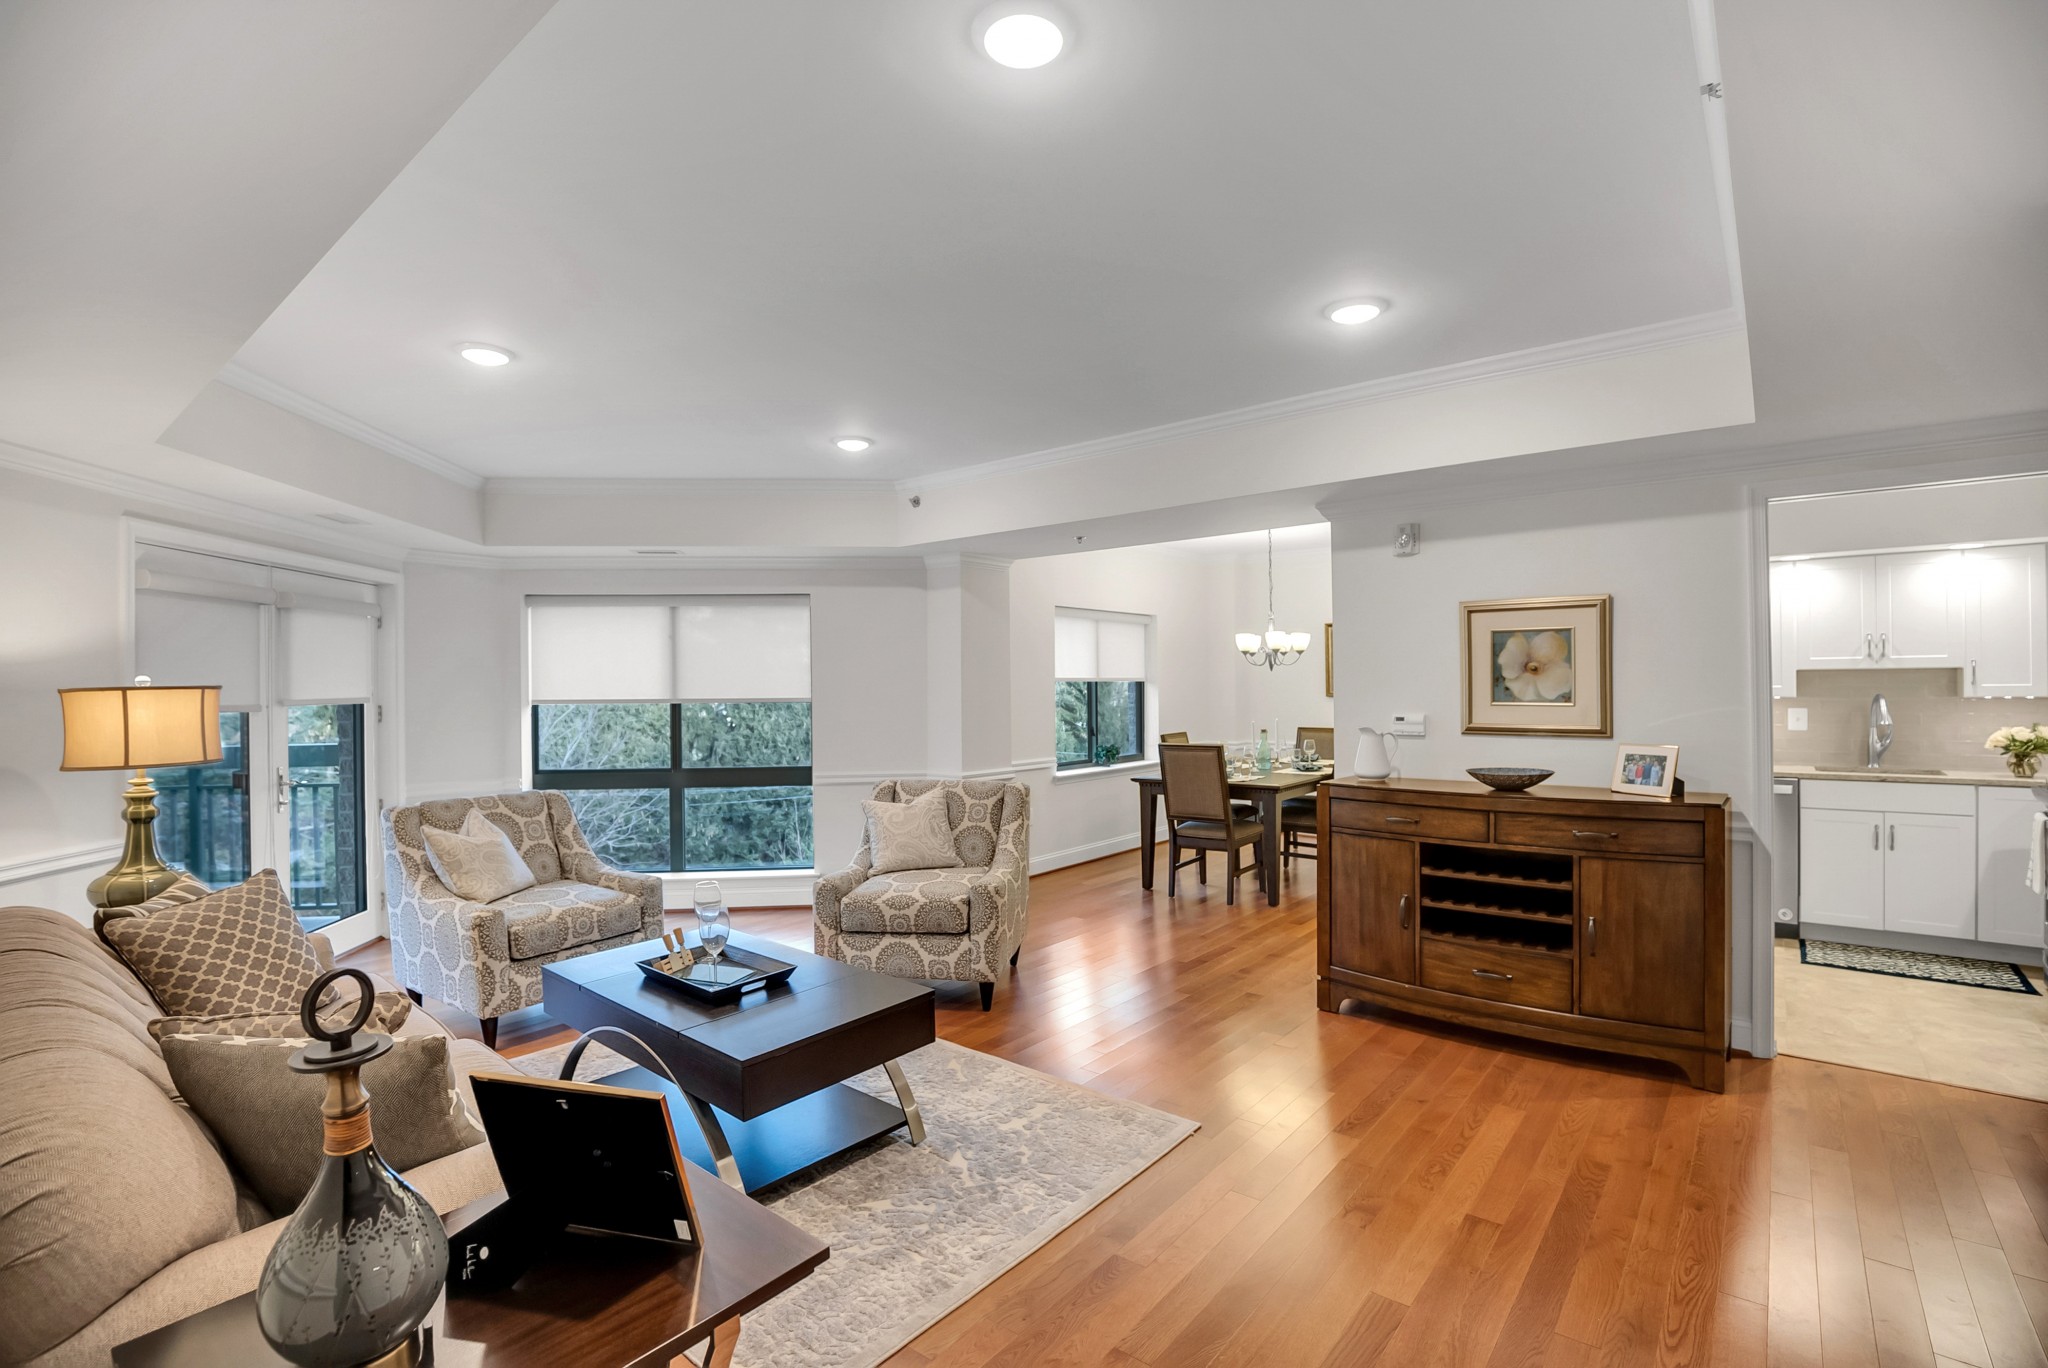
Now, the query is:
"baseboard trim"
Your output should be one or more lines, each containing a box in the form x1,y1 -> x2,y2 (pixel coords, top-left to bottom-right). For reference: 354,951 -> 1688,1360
1031,833 -> 1142,875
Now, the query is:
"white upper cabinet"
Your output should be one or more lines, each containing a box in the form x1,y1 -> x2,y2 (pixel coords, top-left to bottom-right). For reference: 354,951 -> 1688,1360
1770,560 -> 1792,698
1779,545 -> 2042,686
1962,543 -> 2048,697
1789,555 -> 1878,670
1872,550 -> 1964,667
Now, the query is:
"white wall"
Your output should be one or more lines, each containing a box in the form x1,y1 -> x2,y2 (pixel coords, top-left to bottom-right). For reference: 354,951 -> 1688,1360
401,558 -> 932,903
1769,472 -> 2048,556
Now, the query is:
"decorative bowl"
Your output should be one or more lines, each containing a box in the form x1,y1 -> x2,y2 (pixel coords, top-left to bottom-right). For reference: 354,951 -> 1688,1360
1465,767 -> 1554,792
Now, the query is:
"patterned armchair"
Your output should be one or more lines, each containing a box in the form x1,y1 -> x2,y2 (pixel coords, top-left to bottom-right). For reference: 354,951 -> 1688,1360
814,779 -> 1030,1011
383,791 -> 663,1046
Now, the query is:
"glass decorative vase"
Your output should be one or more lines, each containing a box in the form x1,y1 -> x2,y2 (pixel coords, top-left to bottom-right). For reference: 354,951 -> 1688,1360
256,969 -> 448,1368
1255,729 -> 1273,775
2009,753 -> 2042,780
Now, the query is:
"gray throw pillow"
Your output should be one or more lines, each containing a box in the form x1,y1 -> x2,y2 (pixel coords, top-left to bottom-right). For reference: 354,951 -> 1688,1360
864,789 -> 964,875
158,1032 -> 486,1215
98,869 -> 329,1019
147,991 -> 413,1043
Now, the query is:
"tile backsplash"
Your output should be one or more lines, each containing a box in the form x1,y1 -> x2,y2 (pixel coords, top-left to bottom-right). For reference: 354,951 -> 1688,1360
1774,668 -> 2048,773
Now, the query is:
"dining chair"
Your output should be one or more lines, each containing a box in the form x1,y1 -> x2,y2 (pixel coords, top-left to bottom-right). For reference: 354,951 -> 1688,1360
1158,733 -> 1258,819
1158,731 -> 1189,745
1158,744 -> 1266,905
1283,727 -> 1336,871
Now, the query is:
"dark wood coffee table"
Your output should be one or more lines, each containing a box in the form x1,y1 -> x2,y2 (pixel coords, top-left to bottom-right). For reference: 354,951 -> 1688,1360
542,930 -> 936,1193
112,1161 -> 828,1368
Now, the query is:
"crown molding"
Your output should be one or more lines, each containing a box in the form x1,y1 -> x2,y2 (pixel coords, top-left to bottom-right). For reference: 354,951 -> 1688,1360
217,362 -> 486,490
485,475 -> 899,498
404,547 -> 928,573
0,437 -> 423,562
904,308 -> 1746,495
1314,410 -> 2048,519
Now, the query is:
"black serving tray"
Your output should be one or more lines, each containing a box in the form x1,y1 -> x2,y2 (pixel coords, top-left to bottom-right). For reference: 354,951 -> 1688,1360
635,943 -> 797,1005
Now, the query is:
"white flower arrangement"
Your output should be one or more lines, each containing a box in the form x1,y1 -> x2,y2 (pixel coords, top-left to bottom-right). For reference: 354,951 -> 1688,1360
1984,724 -> 2048,766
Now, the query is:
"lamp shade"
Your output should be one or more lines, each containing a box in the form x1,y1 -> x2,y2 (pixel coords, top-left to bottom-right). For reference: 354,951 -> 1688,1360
59,684 -> 222,771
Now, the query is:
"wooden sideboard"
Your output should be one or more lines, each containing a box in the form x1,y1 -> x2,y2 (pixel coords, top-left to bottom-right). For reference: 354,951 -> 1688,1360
1316,777 -> 1731,1090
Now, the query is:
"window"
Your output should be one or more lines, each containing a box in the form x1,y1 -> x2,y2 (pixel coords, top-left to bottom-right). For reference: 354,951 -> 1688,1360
134,542 -> 381,931
1053,608 -> 1149,770
527,598 -> 814,872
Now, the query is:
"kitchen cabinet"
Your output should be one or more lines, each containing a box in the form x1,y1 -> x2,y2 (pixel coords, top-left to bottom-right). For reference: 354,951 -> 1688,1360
1978,786 -> 2047,948
1770,560 -> 1792,698
1789,555 -> 1879,670
1800,780 -> 1976,939
1962,543 -> 2048,697
1872,551 -> 1965,667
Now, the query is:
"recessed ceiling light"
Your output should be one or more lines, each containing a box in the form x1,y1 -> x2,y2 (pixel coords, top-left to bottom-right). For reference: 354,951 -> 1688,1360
835,436 -> 873,453
457,344 -> 513,367
1323,299 -> 1388,326
983,13 -> 1064,68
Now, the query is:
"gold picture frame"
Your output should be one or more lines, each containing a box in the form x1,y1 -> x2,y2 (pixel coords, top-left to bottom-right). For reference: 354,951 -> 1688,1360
1324,622 -> 1334,698
1460,595 -> 1612,736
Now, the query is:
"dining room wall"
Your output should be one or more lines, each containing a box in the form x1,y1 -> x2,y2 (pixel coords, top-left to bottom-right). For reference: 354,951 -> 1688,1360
1228,530 -> 1335,750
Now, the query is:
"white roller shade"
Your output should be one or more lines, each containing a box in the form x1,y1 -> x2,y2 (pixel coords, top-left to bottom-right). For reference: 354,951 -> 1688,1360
1054,609 -> 1149,681
136,592 -> 261,711
280,608 -> 375,703
676,597 -> 810,700
529,603 -> 675,701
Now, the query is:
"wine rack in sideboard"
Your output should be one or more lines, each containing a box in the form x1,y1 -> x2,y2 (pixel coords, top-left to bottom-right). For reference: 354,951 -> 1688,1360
1314,778 -> 1731,1091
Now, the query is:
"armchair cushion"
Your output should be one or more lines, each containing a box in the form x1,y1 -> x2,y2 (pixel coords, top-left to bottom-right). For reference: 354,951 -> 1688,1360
496,880 -> 643,961
841,868 -> 980,936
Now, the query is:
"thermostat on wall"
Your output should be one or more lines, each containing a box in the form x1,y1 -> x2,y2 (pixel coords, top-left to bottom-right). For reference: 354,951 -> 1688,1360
1389,713 -> 1426,738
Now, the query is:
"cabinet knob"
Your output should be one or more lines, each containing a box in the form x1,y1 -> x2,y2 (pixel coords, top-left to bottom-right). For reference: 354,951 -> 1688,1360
1586,915 -> 1597,955
1398,893 -> 1411,930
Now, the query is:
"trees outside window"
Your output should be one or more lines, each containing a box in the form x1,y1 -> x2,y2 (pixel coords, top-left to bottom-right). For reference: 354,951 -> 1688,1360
1055,681 -> 1144,769
532,702 -> 813,871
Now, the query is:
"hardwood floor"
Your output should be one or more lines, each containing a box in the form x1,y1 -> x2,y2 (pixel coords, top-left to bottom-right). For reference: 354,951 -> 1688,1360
343,849 -> 2048,1367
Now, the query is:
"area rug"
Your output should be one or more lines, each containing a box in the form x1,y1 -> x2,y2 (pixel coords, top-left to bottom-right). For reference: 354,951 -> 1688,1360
1799,938 -> 2042,994
513,1037 -> 1198,1368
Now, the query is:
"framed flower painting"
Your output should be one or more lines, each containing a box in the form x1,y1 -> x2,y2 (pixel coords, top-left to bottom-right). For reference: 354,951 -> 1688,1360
1460,595 -> 1612,736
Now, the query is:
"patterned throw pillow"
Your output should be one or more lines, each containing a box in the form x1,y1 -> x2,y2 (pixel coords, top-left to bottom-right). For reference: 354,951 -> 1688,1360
864,789 -> 964,875
158,1032 -> 486,1214
423,808 -> 539,903
147,990 -> 413,1043
97,869 -> 328,1018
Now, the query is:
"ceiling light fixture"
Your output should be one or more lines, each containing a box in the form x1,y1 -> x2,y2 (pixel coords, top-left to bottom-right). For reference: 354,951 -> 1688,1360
835,436 -> 873,453
1323,299 -> 1388,326
1235,531 -> 1312,670
457,344 -> 513,367
982,13 -> 1064,68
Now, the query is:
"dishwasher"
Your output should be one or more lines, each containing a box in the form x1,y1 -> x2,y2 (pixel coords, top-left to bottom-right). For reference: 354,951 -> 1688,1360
1772,777 -> 1800,939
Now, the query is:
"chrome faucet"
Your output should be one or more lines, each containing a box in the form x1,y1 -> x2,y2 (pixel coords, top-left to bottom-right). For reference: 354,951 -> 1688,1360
1867,692 -> 1894,770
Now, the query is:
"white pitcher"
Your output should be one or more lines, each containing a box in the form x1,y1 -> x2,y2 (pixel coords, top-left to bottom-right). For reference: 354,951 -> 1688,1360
1354,726 -> 1398,779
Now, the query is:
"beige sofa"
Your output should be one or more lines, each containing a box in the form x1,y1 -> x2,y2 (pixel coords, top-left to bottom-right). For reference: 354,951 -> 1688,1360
0,904 -> 509,1368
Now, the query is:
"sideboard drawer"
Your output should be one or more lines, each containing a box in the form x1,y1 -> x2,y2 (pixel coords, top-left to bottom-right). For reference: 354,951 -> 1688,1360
1330,800 -> 1489,842
1494,812 -> 1704,858
1420,938 -> 1572,1012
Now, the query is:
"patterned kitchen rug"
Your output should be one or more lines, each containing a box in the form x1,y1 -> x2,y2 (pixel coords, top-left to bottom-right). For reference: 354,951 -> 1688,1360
514,1037 -> 1198,1368
1799,938 -> 2042,994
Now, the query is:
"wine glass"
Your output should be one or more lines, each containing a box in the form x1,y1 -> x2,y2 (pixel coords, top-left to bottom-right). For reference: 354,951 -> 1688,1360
1301,738 -> 1319,769
692,880 -> 732,978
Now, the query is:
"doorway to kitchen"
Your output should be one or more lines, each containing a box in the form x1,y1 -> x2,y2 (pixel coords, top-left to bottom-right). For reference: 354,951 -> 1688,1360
1766,475 -> 2048,1098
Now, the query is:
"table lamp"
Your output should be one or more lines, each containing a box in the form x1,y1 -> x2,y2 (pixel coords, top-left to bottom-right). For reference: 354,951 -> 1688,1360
58,677 -> 222,907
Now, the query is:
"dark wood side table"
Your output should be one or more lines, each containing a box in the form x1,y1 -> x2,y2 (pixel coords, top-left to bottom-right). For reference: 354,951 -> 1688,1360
1133,767 -> 1329,906
112,1159 -> 828,1368
543,930 -> 936,1193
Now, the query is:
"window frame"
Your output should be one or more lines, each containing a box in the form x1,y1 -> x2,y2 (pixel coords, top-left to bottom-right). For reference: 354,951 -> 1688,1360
529,703 -> 814,872
1054,679 -> 1146,771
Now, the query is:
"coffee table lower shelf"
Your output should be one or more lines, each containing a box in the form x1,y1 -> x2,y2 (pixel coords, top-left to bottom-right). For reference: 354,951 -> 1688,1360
604,1064 -> 915,1194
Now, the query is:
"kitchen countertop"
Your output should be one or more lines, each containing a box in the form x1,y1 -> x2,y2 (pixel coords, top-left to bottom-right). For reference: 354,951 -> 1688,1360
1774,763 -> 2048,790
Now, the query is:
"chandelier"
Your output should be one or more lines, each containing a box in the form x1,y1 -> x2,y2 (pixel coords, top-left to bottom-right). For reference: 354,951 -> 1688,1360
1235,530 -> 1311,669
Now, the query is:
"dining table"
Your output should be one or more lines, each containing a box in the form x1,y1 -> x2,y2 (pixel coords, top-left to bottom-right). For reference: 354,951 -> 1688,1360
1132,765 -> 1333,906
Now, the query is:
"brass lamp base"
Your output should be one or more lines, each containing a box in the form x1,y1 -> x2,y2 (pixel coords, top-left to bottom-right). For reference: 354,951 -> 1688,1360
87,769 -> 184,909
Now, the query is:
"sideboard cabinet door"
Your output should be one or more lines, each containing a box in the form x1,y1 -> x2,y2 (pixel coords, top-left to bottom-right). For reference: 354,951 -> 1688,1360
1328,832 -> 1416,984
1579,858 -> 1705,1031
